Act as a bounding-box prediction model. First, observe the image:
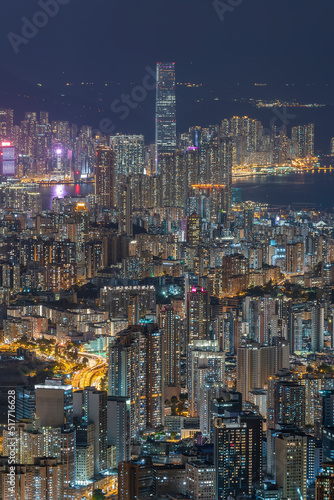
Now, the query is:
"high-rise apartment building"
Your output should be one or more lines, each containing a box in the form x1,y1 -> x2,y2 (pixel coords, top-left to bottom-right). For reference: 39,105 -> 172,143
95,145 -> 114,208
316,463 -> 334,500
186,286 -> 210,345
275,432 -> 308,500
156,62 -> 176,173
73,387 -> 108,475
186,213 -> 201,246
273,379 -> 305,430
311,303 -> 325,352
214,415 -> 263,500
237,341 -> 290,402
160,305 -> 181,388
188,340 -> 225,417
110,134 -> 145,176
118,179 -> 132,236
118,459 -> 154,500
0,458 -> 63,500
107,396 -> 131,466
108,324 -> 164,436
291,123 -> 314,157
0,109 -> 14,141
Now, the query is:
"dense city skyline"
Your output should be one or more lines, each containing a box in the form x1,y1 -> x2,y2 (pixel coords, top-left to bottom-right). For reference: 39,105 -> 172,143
0,1 -> 334,499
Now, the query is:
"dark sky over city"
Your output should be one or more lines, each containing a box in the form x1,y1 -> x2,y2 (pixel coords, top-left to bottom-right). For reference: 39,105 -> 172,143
1,0 -> 333,85
0,0 -> 334,145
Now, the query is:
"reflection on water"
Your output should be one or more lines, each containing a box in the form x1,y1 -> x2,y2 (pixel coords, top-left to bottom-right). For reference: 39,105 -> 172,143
233,170 -> 334,208
40,183 -> 95,210
39,171 -> 334,211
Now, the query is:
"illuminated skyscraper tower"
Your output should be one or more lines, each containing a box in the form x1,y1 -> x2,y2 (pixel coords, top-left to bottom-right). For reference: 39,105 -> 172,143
155,62 -> 176,173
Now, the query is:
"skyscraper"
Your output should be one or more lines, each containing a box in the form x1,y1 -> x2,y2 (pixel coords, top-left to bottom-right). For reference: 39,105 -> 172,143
188,340 -> 225,417
0,109 -> 14,141
214,415 -> 263,500
95,145 -> 114,208
107,396 -> 131,465
110,134 -> 145,176
160,305 -> 181,388
186,286 -> 210,345
35,379 -> 73,428
156,62 -> 176,173
73,387 -> 108,475
186,213 -> 201,246
108,324 -> 164,436
316,463 -> 334,500
291,123 -> 314,157
118,179 -> 132,236
311,303 -> 325,352
275,432 -> 308,500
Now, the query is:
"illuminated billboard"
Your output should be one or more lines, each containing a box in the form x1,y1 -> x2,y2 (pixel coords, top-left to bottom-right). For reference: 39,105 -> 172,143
1,142 -> 16,176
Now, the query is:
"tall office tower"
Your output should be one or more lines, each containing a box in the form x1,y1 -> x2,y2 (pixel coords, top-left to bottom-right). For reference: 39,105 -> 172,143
16,386 -> 36,420
35,379 -> 73,428
186,286 -> 209,345
311,303 -> 325,352
108,325 -> 164,437
186,461 -> 216,499
1,458 -> 63,500
316,463 -> 334,500
156,62 -> 176,173
73,387 -> 108,475
107,396 -> 131,466
160,305 -> 181,388
275,432 -> 307,500
95,145 -> 114,208
118,179 -> 132,236
237,341 -> 290,403
0,109 -> 14,141
291,123 -> 315,157
186,213 -> 201,246
118,459 -> 154,500
74,420 -> 95,482
214,415 -> 263,500
110,134 -> 145,177
188,340 -> 225,417
273,379 -> 305,430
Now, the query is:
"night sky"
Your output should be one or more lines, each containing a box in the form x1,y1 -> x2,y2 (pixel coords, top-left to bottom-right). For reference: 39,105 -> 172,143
0,0 -> 334,146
